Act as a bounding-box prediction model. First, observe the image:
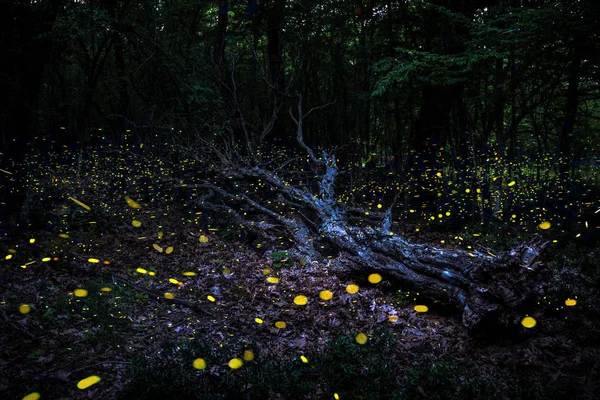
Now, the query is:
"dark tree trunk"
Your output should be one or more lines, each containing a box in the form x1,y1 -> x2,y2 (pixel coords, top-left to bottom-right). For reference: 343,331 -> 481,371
560,39 -> 583,184
215,0 -> 229,68
492,57 -> 505,219
0,0 -> 63,162
266,0 -> 287,145
386,0 -> 404,163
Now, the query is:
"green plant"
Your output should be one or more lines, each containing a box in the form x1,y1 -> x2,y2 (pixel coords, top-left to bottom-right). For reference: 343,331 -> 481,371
269,251 -> 293,268
312,329 -> 401,400
402,360 -> 493,400
389,289 -> 414,308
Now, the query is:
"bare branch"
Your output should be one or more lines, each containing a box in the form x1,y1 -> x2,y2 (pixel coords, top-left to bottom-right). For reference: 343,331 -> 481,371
304,98 -> 337,118
290,94 -> 321,165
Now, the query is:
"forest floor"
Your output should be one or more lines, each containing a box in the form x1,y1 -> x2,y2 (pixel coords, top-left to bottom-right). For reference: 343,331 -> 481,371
1,168 -> 600,399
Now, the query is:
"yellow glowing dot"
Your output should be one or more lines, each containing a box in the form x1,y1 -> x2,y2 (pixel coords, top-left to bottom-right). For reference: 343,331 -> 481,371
29,238 -> 35,244
243,350 -> 254,361
19,304 -> 31,314
74,289 -> 88,297
228,358 -> 243,369
193,358 -> 206,370
132,220 -> 142,227
5,254 -> 12,260
521,316 -> 537,328
169,278 -> 180,284
136,268 -> 148,274
77,375 -> 101,389
255,317 -> 263,324
69,197 -> 91,210
319,290 -> 333,300
59,233 -> 70,239
124,196 -> 141,209
275,321 -> 286,329
388,315 -> 398,322
22,392 -> 40,400
148,271 -> 156,276
355,333 -> 368,344
165,246 -> 174,254
538,221 -> 551,230
465,188 -> 471,193
164,292 -> 175,299
293,295 -> 308,305
199,235 -> 209,243
158,231 -> 164,239
266,277 -> 280,284
436,172 -> 442,178
41,257 -> 51,262
377,204 -> 382,209
153,243 -> 163,252
182,271 -> 197,276
206,295 -> 215,302
346,284 -> 359,294
508,181 -> 516,187
414,305 -> 428,312
565,298 -> 576,306
99,287 -> 112,292
368,273 -> 382,284
300,355 -> 308,363
87,258 -> 100,263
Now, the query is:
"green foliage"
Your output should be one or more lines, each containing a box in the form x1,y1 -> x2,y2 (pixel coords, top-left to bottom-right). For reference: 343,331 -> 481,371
311,330 -> 400,400
402,360 -> 493,400
372,48 -> 496,96
120,331 -> 403,400
269,251 -> 293,268
389,290 -> 413,308
119,329 -> 514,400
119,337 -> 314,400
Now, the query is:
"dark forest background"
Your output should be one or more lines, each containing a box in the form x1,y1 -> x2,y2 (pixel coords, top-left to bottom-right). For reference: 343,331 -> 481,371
2,1 -> 600,399
2,0 -> 599,188
2,0 -> 600,229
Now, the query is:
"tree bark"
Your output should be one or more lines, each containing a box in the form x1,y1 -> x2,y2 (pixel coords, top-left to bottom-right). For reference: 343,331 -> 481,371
215,0 -> 229,68
266,0 -> 287,144
195,97 -> 549,331
560,38 -> 583,184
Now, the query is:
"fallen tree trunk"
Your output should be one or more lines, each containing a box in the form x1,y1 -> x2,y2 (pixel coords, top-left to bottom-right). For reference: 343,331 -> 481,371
192,96 -> 548,330
191,152 -> 548,330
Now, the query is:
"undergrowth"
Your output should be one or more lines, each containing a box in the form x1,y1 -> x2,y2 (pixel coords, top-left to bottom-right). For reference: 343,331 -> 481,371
119,329 -> 498,400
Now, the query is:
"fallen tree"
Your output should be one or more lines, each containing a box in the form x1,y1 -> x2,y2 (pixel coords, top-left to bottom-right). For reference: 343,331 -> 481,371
187,93 -> 548,331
